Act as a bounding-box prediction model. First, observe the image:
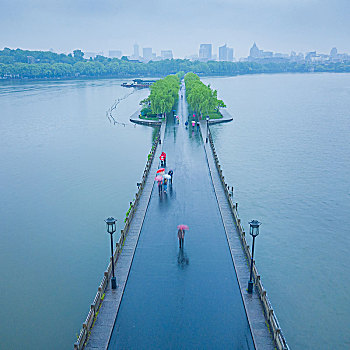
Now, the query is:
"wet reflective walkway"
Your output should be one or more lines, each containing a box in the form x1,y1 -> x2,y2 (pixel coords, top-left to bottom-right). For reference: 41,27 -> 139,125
108,89 -> 254,349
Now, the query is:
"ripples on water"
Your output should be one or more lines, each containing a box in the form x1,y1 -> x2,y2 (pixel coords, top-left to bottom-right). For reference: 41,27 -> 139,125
204,73 -> 350,349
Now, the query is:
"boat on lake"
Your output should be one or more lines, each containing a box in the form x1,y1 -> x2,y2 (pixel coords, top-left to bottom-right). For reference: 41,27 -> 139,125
121,79 -> 157,89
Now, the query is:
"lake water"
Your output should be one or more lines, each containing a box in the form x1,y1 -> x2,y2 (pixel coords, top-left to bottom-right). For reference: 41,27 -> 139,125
0,79 -> 153,349
203,73 -> 350,349
0,74 -> 349,349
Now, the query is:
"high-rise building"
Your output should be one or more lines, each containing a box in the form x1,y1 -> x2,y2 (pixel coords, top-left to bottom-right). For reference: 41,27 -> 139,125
219,44 -> 228,61
330,47 -> 338,58
109,50 -> 122,58
219,44 -> 234,61
249,43 -> 260,58
161,50 -> 173,60
133,44 -> 139,58
199,44 -> 212,61
143,47 -> 153,61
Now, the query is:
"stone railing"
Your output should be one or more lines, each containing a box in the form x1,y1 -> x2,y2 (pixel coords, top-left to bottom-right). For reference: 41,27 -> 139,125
207,129 -> 289,350
74,127 -> 161,350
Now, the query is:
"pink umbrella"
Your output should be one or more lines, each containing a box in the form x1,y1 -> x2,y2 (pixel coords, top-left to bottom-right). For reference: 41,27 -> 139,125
155,175 -> 163,182
177,224 -> 189,230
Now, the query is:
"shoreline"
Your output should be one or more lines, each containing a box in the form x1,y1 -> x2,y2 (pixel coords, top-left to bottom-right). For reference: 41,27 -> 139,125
1,71 -> 350,84
130,108 -> 233,126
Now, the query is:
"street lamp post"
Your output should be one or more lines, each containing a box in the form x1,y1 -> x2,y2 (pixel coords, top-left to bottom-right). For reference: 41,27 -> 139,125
206,116 -> 209,143
247,220 -> 261,293
105,217 -> 117,289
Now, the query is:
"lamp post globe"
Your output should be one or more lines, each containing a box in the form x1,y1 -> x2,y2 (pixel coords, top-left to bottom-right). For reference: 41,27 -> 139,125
249,220 -> 261,238
105,217 -> 117,289
106,217 -> 116,234
247,220 -> 261,293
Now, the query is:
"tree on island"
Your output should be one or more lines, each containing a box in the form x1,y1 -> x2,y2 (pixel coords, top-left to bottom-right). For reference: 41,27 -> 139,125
185,73 -> 226,119
140,75 -> 180,119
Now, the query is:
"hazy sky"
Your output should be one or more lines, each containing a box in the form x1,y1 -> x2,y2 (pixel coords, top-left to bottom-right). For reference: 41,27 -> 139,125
1,0 -> 349,58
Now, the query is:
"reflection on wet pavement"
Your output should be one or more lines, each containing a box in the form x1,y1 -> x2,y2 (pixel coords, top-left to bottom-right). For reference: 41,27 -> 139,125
108,86 -> 254,350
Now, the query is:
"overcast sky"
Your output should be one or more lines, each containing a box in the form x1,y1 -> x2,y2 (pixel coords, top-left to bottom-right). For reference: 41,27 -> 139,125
1,0 -> 349,58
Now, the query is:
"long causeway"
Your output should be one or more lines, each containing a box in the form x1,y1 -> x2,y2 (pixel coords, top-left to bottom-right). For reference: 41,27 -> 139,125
84,85 -> 276,349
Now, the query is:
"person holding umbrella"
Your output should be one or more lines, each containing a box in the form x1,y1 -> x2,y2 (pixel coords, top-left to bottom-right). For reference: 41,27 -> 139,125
177,224 -> 189,249
155,175 -> 163,195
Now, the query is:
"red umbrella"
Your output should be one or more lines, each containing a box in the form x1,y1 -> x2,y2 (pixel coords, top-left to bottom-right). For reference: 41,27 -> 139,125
155,175 -> 163,182
156,168 -> 165,173
177,224 -> 189,230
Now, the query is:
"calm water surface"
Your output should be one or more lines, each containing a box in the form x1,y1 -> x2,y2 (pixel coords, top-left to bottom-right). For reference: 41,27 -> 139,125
0,79 -> 152,349
204,73 -> 350,349
1,74 -> 349,349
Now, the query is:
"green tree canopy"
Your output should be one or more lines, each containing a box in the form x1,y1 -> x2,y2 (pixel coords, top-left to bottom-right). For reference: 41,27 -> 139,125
184,73 -> 226,118
144,75 -> 180,116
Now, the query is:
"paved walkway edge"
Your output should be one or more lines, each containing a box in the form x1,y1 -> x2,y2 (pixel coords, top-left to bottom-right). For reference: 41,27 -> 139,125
74,123 -> 166,350
209,108 -> 233,124
200,122 -> 289,350
130,108 -> 162,126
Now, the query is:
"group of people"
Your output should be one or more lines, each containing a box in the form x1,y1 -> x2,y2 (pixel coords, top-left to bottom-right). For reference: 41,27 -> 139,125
157,151 -> 174,195
184,119 -> 200,131
157,171 -> 173,195
157,150 -> 188,249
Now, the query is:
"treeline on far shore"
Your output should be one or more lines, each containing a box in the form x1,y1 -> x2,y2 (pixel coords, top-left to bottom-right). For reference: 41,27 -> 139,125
1,48 -> 350,80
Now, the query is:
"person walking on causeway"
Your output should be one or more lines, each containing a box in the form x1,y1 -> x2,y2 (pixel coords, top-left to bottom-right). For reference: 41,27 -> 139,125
160,152 -> 166,167
178,228 -> 185,249
168,170 -> 173,185
158,180 -> 162,195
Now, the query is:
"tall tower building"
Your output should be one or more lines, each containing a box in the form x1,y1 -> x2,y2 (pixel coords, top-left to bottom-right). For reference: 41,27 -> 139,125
219,44 -> 228,61
330,47 -> 338,58
199,44 -> 212,61
219,44 -> 234,61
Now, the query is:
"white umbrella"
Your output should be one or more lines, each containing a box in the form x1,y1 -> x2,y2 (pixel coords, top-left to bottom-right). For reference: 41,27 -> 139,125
164,174 -> 171,179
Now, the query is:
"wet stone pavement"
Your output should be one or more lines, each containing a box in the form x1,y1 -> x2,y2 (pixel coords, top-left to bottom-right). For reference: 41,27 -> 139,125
107,90 -> 255,349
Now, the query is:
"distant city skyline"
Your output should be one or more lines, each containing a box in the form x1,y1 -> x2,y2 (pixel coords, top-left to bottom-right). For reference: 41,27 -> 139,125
1,0 -> 349,59
3,39 -> 349,62
20,43 -> 350,64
